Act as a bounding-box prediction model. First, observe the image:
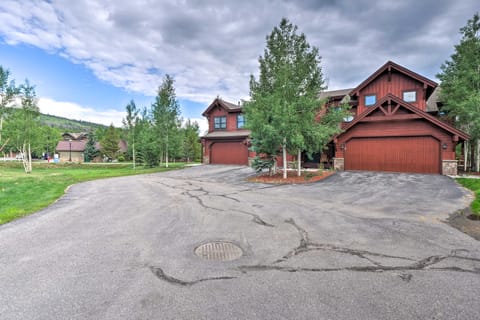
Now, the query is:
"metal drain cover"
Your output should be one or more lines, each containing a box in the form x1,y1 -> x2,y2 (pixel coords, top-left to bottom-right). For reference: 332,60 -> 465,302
194,241 -> 243,261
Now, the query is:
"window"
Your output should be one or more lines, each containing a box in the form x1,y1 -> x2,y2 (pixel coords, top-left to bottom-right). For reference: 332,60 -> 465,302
403,90 -> 416,102
214,116 -> 226,129
365,95 -> 376,106
237,114 -> 245,128
343,115 -> 354,122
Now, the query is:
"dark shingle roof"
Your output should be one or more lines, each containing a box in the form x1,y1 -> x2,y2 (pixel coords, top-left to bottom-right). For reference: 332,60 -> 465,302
202,98 -> 242,116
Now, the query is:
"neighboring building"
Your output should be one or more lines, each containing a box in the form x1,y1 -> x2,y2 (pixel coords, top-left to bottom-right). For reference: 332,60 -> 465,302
201,61 -> 469,175
200,98 -> 253,165
56,132 -> 89,162
55,132 -> 127,163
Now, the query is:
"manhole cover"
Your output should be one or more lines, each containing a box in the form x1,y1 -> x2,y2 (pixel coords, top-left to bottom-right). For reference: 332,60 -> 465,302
194,241 -> 243,261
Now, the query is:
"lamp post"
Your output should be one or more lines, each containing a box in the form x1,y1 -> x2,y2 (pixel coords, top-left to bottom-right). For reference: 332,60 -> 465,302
69,139 -> 72,162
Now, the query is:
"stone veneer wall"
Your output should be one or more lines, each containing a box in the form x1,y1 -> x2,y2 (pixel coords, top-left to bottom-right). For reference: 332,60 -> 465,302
333,158 -> 344,171
442,160 -> 458,176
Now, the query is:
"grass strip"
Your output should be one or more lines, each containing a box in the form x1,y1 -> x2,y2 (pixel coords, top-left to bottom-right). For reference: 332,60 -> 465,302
456,178 -> 480,216
0,162 -> 185,225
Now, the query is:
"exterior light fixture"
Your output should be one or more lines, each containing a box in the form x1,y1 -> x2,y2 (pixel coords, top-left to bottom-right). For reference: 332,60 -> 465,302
442,143 -> 448,150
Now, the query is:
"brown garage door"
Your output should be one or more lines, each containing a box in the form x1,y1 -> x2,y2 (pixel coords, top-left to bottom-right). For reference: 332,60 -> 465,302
345,137 -> 440,174
211,141 -> 248,165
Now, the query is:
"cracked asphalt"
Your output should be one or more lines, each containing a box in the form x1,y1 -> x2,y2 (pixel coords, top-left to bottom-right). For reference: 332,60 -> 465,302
1,165 -> 479,320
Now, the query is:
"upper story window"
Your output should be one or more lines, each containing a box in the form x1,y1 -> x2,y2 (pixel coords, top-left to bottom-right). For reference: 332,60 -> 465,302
214,116 -> 227,129
237,114 -> 245,128
365,94 -> 376,106
343,115 -> 354,122
403,90 -> 416,103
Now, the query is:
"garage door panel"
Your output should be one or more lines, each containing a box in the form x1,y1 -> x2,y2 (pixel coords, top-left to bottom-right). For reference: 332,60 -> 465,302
211,141 -> 248,165
345,137 -> 440,174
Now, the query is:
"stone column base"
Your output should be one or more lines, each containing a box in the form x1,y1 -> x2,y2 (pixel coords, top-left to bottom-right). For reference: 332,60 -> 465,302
203,155 -> 210,164
442,160 -> 458,176
333,158 -> 344,171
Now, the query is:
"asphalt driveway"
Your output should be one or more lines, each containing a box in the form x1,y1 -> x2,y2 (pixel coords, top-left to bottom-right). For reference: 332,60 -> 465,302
0,165 -> 479,320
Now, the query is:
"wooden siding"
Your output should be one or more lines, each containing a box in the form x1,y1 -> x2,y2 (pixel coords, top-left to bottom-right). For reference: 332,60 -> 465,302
345,137 -> 440,174
207,107 -> 242,133
357,71 -> 427,115
210,141 -> 248,165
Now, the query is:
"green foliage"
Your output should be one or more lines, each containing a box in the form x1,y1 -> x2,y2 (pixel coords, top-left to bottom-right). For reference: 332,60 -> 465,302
251,156 -> 275,173
0,162 -> 185,224
38,113 -> 106,132
0,66 -> 19,147
456,178 -> 480,216
84,133 -> 98,162
122,100 -> 139,163
244,18 -> 349,175
100,124 -> 120,160
135,111 -> 160,167
152,74 -> 182,166
437,13 -> 480,137
182,119 -> 201,162
437,13 -> 480,170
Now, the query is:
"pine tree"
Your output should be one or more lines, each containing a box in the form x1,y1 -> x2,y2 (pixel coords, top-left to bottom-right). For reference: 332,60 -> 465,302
182,119 -> 201,162
100,124 -> 120,161
84,132 -> 98,162
437,13 -> 480,171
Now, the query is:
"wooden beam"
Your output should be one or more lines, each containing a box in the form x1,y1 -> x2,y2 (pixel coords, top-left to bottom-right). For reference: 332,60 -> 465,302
359,114 -> 422,122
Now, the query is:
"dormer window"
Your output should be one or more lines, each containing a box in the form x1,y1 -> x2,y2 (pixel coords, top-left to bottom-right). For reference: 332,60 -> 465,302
214,116 -> 227,129
237,114 -> 245,128
403,90 -> 416,103
365,94 -> 376,106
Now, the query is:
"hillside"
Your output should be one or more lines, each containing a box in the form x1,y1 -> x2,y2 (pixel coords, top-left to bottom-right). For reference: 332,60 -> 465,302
38,113 -> 107,132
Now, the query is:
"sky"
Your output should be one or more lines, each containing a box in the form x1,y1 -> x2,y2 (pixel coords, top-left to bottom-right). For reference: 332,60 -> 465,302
0,0 -> 477,134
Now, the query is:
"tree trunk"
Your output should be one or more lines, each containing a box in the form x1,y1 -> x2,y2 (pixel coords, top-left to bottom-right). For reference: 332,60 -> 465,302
297,149 -> 301,177
471,142 -> 475,172
477,139 -> 480,172
282,137 -> 287,179
165,134 -> 169,168
464,140 -> 469,173
132,140 -> 135,169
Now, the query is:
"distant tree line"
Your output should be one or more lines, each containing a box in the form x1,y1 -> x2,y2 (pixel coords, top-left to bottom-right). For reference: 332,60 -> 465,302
121,74 -> 202,168
0,66 -> 202,172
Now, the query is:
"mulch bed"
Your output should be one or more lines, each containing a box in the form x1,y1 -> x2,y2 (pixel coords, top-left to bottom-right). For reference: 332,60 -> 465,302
446,207 -> 480,241
247,170 -> 335,184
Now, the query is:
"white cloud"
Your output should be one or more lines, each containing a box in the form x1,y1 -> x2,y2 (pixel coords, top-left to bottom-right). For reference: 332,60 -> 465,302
0,0 -> 478,107
38,97 -> 209,135
38,97 -> 125,127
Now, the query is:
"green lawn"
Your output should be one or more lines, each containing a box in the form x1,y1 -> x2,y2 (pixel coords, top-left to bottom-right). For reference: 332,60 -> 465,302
0,161 -> 185,225
456,178 -> 480,216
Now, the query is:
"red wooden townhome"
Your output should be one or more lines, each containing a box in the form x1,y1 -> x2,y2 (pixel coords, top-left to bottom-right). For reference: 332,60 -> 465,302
200,61 -> 469,175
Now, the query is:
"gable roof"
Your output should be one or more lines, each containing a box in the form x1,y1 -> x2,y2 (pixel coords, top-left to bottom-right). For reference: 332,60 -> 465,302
202,98 -> 242,116
351,61 -> 438,97
337,93 -> 469,141
56,140 -> 87,152
62,132 -> 88,140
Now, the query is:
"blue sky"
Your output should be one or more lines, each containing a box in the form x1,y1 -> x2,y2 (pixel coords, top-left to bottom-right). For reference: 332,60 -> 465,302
0,1 -> 477,134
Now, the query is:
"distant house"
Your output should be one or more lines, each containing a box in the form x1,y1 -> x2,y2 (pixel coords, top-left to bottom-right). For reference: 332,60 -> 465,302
55,132 -> 127,163
201,61 -> 470,175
